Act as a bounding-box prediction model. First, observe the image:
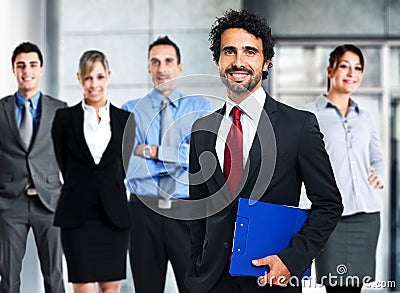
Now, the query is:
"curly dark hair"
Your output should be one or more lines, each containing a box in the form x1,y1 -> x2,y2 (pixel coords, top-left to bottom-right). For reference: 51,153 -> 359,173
209,9 -> 275,79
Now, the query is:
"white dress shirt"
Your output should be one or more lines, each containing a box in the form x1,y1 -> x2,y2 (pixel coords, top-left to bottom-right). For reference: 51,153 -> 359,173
216,87 -> 266,170
82,100 -> 111,164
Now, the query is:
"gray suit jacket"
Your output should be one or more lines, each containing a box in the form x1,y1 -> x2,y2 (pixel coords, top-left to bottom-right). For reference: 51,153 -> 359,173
0,93 -> 67,212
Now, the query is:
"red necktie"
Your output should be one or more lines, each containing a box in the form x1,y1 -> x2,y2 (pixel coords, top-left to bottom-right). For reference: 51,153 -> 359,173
224,106 -> 243,197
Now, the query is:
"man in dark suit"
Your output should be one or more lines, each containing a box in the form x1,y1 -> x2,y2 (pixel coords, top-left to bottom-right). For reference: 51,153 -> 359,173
185,10 -> 343,293
0,42 -> 66,293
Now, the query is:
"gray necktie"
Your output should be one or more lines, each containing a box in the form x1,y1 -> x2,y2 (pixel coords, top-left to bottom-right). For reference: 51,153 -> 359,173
158,97 -> 176,199
20,100 -> 33,148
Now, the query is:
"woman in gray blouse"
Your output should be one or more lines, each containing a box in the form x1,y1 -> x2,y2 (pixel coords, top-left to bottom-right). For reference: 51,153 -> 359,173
304,44 -> 384,293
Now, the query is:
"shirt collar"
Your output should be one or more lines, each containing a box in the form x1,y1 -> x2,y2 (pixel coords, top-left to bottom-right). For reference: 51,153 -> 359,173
16,91 -> 41,110
348,98 -> 360,114
150,88 -> 180,109
316,94 -> 360,114
82,99 -> 110,118
315,94 -> 330,110
225,87 -> 266,120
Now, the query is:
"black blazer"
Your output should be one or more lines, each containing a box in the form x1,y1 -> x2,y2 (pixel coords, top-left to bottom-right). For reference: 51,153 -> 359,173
51,102 -> 135,229
185,93 -> 343,293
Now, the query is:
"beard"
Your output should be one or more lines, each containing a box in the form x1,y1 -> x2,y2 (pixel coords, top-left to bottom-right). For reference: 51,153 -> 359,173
219,66 -> 262,94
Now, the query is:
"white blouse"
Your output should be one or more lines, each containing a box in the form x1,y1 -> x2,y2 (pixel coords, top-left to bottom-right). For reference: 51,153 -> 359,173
82,100 -> 111,164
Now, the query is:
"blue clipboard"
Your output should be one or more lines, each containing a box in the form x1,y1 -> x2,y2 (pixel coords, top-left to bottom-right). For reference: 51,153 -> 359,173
229,198 -> 311,277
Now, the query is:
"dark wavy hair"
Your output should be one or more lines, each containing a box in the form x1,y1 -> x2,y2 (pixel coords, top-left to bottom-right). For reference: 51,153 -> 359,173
209,9 -> 275,79
12,42 -> 43,67
327,44 -> 364,92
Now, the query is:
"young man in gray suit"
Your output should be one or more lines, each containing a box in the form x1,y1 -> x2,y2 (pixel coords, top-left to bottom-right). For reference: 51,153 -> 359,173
0,42 -> 67,293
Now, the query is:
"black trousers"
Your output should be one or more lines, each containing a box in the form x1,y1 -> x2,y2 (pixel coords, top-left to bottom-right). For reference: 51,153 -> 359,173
129,196 -> 191,293
209,261 -> 302,293
325,285 -> 362,293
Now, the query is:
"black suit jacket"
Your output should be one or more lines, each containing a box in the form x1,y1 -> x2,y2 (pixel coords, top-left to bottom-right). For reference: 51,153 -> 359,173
51,102 -> 135,229
185,93 -> 343,293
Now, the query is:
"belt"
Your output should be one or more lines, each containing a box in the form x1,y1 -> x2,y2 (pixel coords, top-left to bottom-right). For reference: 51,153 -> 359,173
130,194 -> 182,209
26,187 -> 38,196
130,194 -> 183,202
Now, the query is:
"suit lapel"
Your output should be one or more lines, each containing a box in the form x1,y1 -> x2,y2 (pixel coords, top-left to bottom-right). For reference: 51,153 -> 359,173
74,103 -> 118,166
99,104 -> 117,164
31,94 -> 51,150
201,107 -> 226,191
72,103 -> 96,164
238,93 -> 278,198
3,95 -> 27,150
264,93 -> 278,128
205,96 -> 278,199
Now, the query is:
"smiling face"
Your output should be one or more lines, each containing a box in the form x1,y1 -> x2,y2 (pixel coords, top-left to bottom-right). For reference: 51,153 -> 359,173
218,28 -> 270,102
148,44 -> 183,97
328,51 -> 363,95
12,52 -> 44,98
78,61 -> 110,107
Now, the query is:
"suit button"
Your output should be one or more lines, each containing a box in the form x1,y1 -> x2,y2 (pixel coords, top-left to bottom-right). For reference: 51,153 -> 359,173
224,242 -> 230,249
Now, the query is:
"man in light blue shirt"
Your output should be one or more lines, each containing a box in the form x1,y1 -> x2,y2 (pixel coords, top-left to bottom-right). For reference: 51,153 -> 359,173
122,36 -> 210,293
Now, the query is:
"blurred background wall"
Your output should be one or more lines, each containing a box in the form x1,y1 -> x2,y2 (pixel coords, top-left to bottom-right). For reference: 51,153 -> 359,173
1,0 -> 400,292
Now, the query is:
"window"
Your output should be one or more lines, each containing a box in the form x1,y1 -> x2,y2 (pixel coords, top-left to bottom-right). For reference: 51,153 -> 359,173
271,42 -> 384,134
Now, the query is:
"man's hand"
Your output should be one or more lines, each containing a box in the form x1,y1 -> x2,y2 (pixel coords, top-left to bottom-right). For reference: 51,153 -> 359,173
368,167 -> 383,189
134,144 -> 158,159
252,255 -> 291,286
